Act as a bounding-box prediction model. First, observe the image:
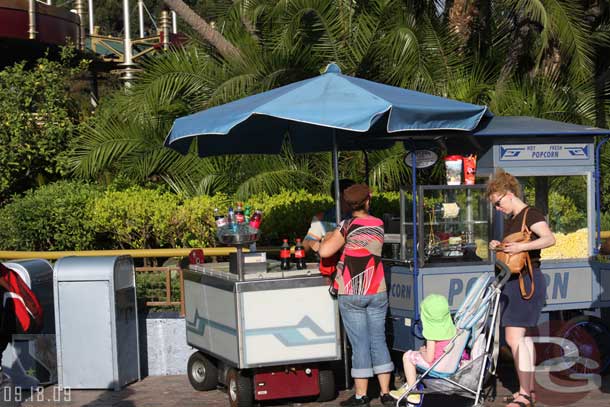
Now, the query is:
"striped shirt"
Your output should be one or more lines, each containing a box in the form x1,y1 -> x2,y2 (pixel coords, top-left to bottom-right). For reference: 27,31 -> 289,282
334,216 -> 386,296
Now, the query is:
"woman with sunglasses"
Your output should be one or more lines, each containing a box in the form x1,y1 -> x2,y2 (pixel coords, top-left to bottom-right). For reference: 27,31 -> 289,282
487,169 -> 555,407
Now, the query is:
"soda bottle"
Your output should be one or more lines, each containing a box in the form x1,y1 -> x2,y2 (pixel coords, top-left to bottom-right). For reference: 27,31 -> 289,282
214,208 -> 227,228
228,206 -> 236,231
280,239 -> 291,270
235,202 -> 245,224
244,205 -> 252,223
249,210 -> 262,229
294,238 -> 306,270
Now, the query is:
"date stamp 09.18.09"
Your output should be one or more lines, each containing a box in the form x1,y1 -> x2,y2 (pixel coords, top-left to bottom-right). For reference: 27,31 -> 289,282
1,386 -> 71,404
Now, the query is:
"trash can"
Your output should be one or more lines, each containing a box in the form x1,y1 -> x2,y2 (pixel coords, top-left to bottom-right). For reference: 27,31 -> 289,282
54,256 -> 140,390
1,259 -> 56,387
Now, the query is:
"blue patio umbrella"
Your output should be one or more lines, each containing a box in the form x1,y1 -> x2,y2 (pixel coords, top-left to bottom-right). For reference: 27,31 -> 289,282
164,63 -> 491,157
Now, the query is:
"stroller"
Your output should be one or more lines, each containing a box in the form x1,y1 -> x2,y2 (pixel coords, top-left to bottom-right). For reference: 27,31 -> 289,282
394,261 -> 511,407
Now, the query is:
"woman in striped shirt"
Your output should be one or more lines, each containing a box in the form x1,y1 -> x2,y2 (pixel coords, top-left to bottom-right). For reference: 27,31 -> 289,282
319,183 -> 394,407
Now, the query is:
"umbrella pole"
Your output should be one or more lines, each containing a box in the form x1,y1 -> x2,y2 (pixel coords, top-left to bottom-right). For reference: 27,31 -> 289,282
333,131 -> 341,224
332,130 -> 351,389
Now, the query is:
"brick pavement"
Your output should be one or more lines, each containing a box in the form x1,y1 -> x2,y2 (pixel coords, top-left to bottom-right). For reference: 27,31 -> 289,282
6,368 -> 608,407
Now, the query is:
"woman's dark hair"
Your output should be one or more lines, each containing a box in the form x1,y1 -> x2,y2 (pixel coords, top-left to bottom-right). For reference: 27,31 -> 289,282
343,183 -> 371,211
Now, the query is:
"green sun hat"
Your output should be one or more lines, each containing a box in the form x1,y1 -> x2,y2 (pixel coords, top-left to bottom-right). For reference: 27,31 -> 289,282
420,294 -> 456,341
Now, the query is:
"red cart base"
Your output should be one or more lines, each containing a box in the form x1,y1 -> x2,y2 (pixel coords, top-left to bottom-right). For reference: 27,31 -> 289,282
254,366 -> 320,400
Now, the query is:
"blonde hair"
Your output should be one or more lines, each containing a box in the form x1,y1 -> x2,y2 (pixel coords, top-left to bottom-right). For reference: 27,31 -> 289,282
486,169 -> 522,199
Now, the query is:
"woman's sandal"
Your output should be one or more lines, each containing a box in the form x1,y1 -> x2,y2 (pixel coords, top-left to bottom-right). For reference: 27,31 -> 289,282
506,393 -> 535,407
503,391 -> 536,403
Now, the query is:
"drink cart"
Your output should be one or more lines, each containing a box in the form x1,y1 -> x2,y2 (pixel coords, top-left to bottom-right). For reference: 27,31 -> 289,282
385,131 -> 610,377
183,225 -> 340,406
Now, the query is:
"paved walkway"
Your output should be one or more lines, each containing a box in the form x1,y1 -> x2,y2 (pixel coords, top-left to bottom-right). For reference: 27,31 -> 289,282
6,367 -> 608,407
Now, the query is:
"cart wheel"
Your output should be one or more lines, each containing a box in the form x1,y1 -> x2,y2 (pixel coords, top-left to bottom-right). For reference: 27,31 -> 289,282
226,368 -> 253,407
316,369 -> 336,402
557,315 -> 610,375
187,352 -> 218,391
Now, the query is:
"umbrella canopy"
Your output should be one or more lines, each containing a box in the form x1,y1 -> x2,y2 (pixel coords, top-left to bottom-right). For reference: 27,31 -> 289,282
164,63 -> 491,157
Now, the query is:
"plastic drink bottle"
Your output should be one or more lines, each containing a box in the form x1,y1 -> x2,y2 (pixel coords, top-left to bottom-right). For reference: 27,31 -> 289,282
235,202 -> 245,224
280,239 -> 291,270
228,207 -> 236,231
244,205 -> 251,223
294,238 -> 306,270
249,210 -> 262,229
214,208 -> 227,228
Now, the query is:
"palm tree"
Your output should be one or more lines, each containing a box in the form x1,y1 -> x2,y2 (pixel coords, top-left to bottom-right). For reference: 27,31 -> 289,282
68,0 -> 610,198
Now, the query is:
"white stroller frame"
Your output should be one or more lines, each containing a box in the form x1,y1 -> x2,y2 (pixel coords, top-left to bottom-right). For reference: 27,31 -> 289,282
394,262 -> 511,407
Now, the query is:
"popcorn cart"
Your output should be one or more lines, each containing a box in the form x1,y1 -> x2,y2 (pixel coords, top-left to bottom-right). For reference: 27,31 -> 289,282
183,225 -> 340,406
385,118 -> 610,378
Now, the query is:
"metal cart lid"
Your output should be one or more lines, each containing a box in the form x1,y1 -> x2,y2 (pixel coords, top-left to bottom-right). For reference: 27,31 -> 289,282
54,255 -> 131,281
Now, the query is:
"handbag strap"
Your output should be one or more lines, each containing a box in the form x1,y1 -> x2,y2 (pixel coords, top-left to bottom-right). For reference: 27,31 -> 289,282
520,207 -> 531,233
518,207 -> 535,299
518,254 -> 535,299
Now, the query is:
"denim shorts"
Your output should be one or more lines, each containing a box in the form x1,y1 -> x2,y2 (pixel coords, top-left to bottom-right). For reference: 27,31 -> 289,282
338,292 -> 394,378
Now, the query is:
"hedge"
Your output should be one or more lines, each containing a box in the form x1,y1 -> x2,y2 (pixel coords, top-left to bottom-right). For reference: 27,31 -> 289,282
0,181 -> 100,251
0,182 -> 400,250
0,181 -> 594,251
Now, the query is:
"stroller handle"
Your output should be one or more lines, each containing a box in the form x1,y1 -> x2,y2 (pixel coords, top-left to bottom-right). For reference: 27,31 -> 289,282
494,259 -> 512,288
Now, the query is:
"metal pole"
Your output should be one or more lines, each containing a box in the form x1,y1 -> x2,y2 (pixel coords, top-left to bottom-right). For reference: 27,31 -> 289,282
46,0 -> 51,5
138,0 -> 145,38
88,0 -> 94,35
122,0 -> 134,87
410,141 -> 420,334
171,10 -> 177,34
236,246 -> 244,281
332,130 -> 341,225
331,130 -> 350,390
595,137 -> 610,254
161,9 -> 171,50
28,0 -> 37,40
75,0 -> 86,50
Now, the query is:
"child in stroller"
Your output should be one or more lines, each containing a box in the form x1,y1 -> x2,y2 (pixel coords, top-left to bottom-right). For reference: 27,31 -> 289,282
390,294 -> 469,404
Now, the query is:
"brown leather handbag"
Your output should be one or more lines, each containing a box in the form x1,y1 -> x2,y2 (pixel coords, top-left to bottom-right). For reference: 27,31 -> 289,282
496,208 -> 535,300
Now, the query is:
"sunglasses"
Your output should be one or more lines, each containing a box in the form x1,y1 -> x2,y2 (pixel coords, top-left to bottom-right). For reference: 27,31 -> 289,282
494,193 -> 507,208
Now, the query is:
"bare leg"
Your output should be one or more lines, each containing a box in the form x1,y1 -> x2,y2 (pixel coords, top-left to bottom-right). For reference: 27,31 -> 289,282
403,353 -> 417,387
377,372 -> 391,394
505,327 -> 533,406
354,377 -> 368,397
392,353 -> 421,403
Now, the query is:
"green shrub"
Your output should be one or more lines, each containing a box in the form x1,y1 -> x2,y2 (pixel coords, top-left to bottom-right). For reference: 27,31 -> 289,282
370,192 -> 400,218
601,212 -> 610,231
246,190 -> 332,244
547,191 -> 586,233
169,195 -> 219,248
93,187 -> 180,249
0,181 -> 100,251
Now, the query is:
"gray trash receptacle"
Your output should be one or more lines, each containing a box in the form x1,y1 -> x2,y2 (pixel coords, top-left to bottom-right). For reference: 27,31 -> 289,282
54,255 -> 140,390
1,259 -> 56,387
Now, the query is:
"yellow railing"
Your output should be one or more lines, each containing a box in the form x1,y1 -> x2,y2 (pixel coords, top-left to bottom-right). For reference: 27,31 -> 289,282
0,247 -> 283,317
0,247 -> 242,260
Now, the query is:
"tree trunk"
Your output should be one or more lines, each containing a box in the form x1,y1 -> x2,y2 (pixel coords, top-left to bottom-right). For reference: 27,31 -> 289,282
163,0 -> 241,61
448,0 -> 477,46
